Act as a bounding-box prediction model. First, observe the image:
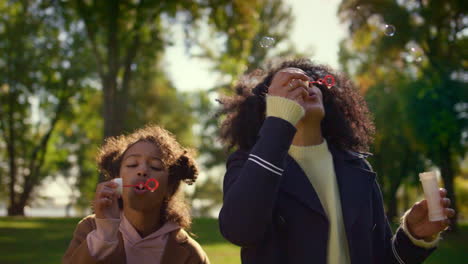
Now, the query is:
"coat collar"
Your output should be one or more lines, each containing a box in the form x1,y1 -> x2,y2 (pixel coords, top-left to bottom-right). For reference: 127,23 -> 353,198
279,143 -> 376,231
160,229 -> 191,264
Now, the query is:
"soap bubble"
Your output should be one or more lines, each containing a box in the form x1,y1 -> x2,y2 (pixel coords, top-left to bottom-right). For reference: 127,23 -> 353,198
383,24 -> 396,36
260,37 -> 275,48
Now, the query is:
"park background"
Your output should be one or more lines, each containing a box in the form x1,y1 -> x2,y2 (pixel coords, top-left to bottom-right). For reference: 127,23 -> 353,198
0,0 -> 467,263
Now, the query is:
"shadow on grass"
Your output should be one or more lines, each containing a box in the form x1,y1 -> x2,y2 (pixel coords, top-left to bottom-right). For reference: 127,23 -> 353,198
0,217 -> 81,264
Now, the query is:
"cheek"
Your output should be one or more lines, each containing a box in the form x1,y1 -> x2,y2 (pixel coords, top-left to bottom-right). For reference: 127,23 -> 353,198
153,172 -> 170,192
119,167 -> 133,183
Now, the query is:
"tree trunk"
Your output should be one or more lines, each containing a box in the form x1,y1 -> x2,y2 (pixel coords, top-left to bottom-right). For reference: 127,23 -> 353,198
7,88 -> 18,216
7,201 -> 25,216
386,183 -> 400,222
440,149 -> 458,232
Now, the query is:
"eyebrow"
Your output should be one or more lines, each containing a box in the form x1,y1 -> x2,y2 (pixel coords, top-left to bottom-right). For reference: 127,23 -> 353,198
123,154 -> 162,162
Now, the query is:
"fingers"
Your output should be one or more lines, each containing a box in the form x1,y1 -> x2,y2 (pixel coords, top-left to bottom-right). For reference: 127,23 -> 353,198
288,85 -> 308,102
437,218 -> 451,231
445,208 -> 455,218
441,197 -> 451,207
414,199 -> 428,211
97,197 -> 113,207
288,79 -> 309,91
277,68 -> 310,84
439,188 -> 447,198
95,181 -> 119,200
102,181 -> 118,189
98,188 -> 116,199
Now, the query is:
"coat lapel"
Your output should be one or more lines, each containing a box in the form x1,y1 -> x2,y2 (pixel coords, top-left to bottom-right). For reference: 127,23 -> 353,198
160,229 -> 191,264
329,145 -> 376,234
279,145 -> 376,233
279,155 -> 327,219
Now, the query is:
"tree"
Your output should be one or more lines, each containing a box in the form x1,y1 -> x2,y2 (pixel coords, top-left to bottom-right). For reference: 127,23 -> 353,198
66,0 -> 202,140
0,0 -> 93,215
338,0 -> 467,228
194,0 -> 305,169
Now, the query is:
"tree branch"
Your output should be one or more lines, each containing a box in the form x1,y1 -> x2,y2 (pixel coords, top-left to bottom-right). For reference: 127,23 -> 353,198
76,0 -> 106,81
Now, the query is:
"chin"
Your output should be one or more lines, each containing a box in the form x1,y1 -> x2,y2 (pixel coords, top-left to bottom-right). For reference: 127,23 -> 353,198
126,195 -> 161,213
304,107 -> 325,120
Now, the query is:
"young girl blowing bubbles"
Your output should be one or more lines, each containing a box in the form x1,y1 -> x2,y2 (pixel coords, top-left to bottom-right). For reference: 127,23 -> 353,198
63,125 -> 210,264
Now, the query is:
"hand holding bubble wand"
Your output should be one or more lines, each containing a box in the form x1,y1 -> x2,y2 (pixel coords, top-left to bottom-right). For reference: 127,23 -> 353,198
112,178 -> 160,195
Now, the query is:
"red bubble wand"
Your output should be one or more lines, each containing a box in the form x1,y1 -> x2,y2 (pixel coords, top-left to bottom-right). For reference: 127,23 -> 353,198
123,178 -> 160,192
309,75 -> 336,88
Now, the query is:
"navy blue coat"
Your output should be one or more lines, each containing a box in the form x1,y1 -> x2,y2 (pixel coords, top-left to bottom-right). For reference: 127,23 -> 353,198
219,117 -> 435,264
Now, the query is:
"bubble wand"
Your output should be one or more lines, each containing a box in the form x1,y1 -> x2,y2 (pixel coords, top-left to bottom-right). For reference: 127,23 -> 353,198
112,178 -> 160,194
309,74 -> 336,89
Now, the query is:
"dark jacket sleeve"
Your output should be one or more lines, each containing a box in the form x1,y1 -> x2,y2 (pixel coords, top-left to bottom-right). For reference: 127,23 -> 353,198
367,160 -> 436,264
218,117 -> 297,247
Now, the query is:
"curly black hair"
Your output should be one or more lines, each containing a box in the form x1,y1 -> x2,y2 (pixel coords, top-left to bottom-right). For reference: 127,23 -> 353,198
96,124 -> 198,229
218,58 -> 375,152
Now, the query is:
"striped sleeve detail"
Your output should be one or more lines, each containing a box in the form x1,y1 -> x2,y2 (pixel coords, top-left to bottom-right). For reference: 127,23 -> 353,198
248,154 -> 284,176
391,236 -> 406,264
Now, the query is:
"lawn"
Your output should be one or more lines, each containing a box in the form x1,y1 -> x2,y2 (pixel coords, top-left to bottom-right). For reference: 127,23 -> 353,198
0,216 -> 466,264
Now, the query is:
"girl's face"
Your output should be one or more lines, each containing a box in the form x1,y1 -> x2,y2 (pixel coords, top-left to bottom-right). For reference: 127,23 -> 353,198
118,141 -> 171,213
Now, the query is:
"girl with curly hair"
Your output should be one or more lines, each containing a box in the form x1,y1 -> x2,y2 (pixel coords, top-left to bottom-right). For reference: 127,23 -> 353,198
217,58 -> 454,264
63,125 -> 209,264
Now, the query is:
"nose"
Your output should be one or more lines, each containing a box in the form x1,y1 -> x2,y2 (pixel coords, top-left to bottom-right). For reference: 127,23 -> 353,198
137,165 -> 149,177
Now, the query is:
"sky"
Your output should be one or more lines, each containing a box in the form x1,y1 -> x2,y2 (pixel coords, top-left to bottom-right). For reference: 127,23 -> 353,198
26,0 -> 348,214
165,0 -> 347,92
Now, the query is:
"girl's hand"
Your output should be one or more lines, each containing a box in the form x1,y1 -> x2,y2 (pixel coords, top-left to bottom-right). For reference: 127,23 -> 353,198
93,181 -> 120,219
268,67 -> 310,107
405,188 -> 455,240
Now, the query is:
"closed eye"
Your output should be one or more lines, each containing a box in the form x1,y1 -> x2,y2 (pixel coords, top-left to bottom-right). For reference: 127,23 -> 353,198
151,167 -> 162,171
126,164 -> 138,168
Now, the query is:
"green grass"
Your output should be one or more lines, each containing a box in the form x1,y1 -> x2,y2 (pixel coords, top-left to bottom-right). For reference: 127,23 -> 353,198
0,217 -> 466,264
0,216 -> 240,264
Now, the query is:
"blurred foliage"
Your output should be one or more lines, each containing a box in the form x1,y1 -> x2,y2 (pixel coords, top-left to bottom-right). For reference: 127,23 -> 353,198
62,0 -> 205,141
454,154 -> 468,220
338,0 -> 467,226
0,0 -> 304,216
0,0 -> 94,215
193,0 -> 308,169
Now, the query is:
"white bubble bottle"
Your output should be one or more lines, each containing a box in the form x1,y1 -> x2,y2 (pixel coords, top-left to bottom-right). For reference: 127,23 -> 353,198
419,171 -> 446,222
112,178 -> 123,196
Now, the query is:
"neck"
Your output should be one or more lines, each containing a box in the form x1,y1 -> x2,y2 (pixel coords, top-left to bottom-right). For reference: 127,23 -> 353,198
124,206 -> 162,238
292,117 -> 324,146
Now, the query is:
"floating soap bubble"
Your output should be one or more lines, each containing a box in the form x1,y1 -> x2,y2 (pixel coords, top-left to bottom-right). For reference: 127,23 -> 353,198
260,37 -> 275,48
383,24 -> 396,36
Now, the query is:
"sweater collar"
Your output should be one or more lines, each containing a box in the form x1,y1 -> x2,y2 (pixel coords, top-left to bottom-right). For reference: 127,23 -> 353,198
120,212 -> 180,246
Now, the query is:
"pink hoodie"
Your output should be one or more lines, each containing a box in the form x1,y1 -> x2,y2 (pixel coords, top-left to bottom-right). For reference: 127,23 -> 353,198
86,212 -> 180,263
